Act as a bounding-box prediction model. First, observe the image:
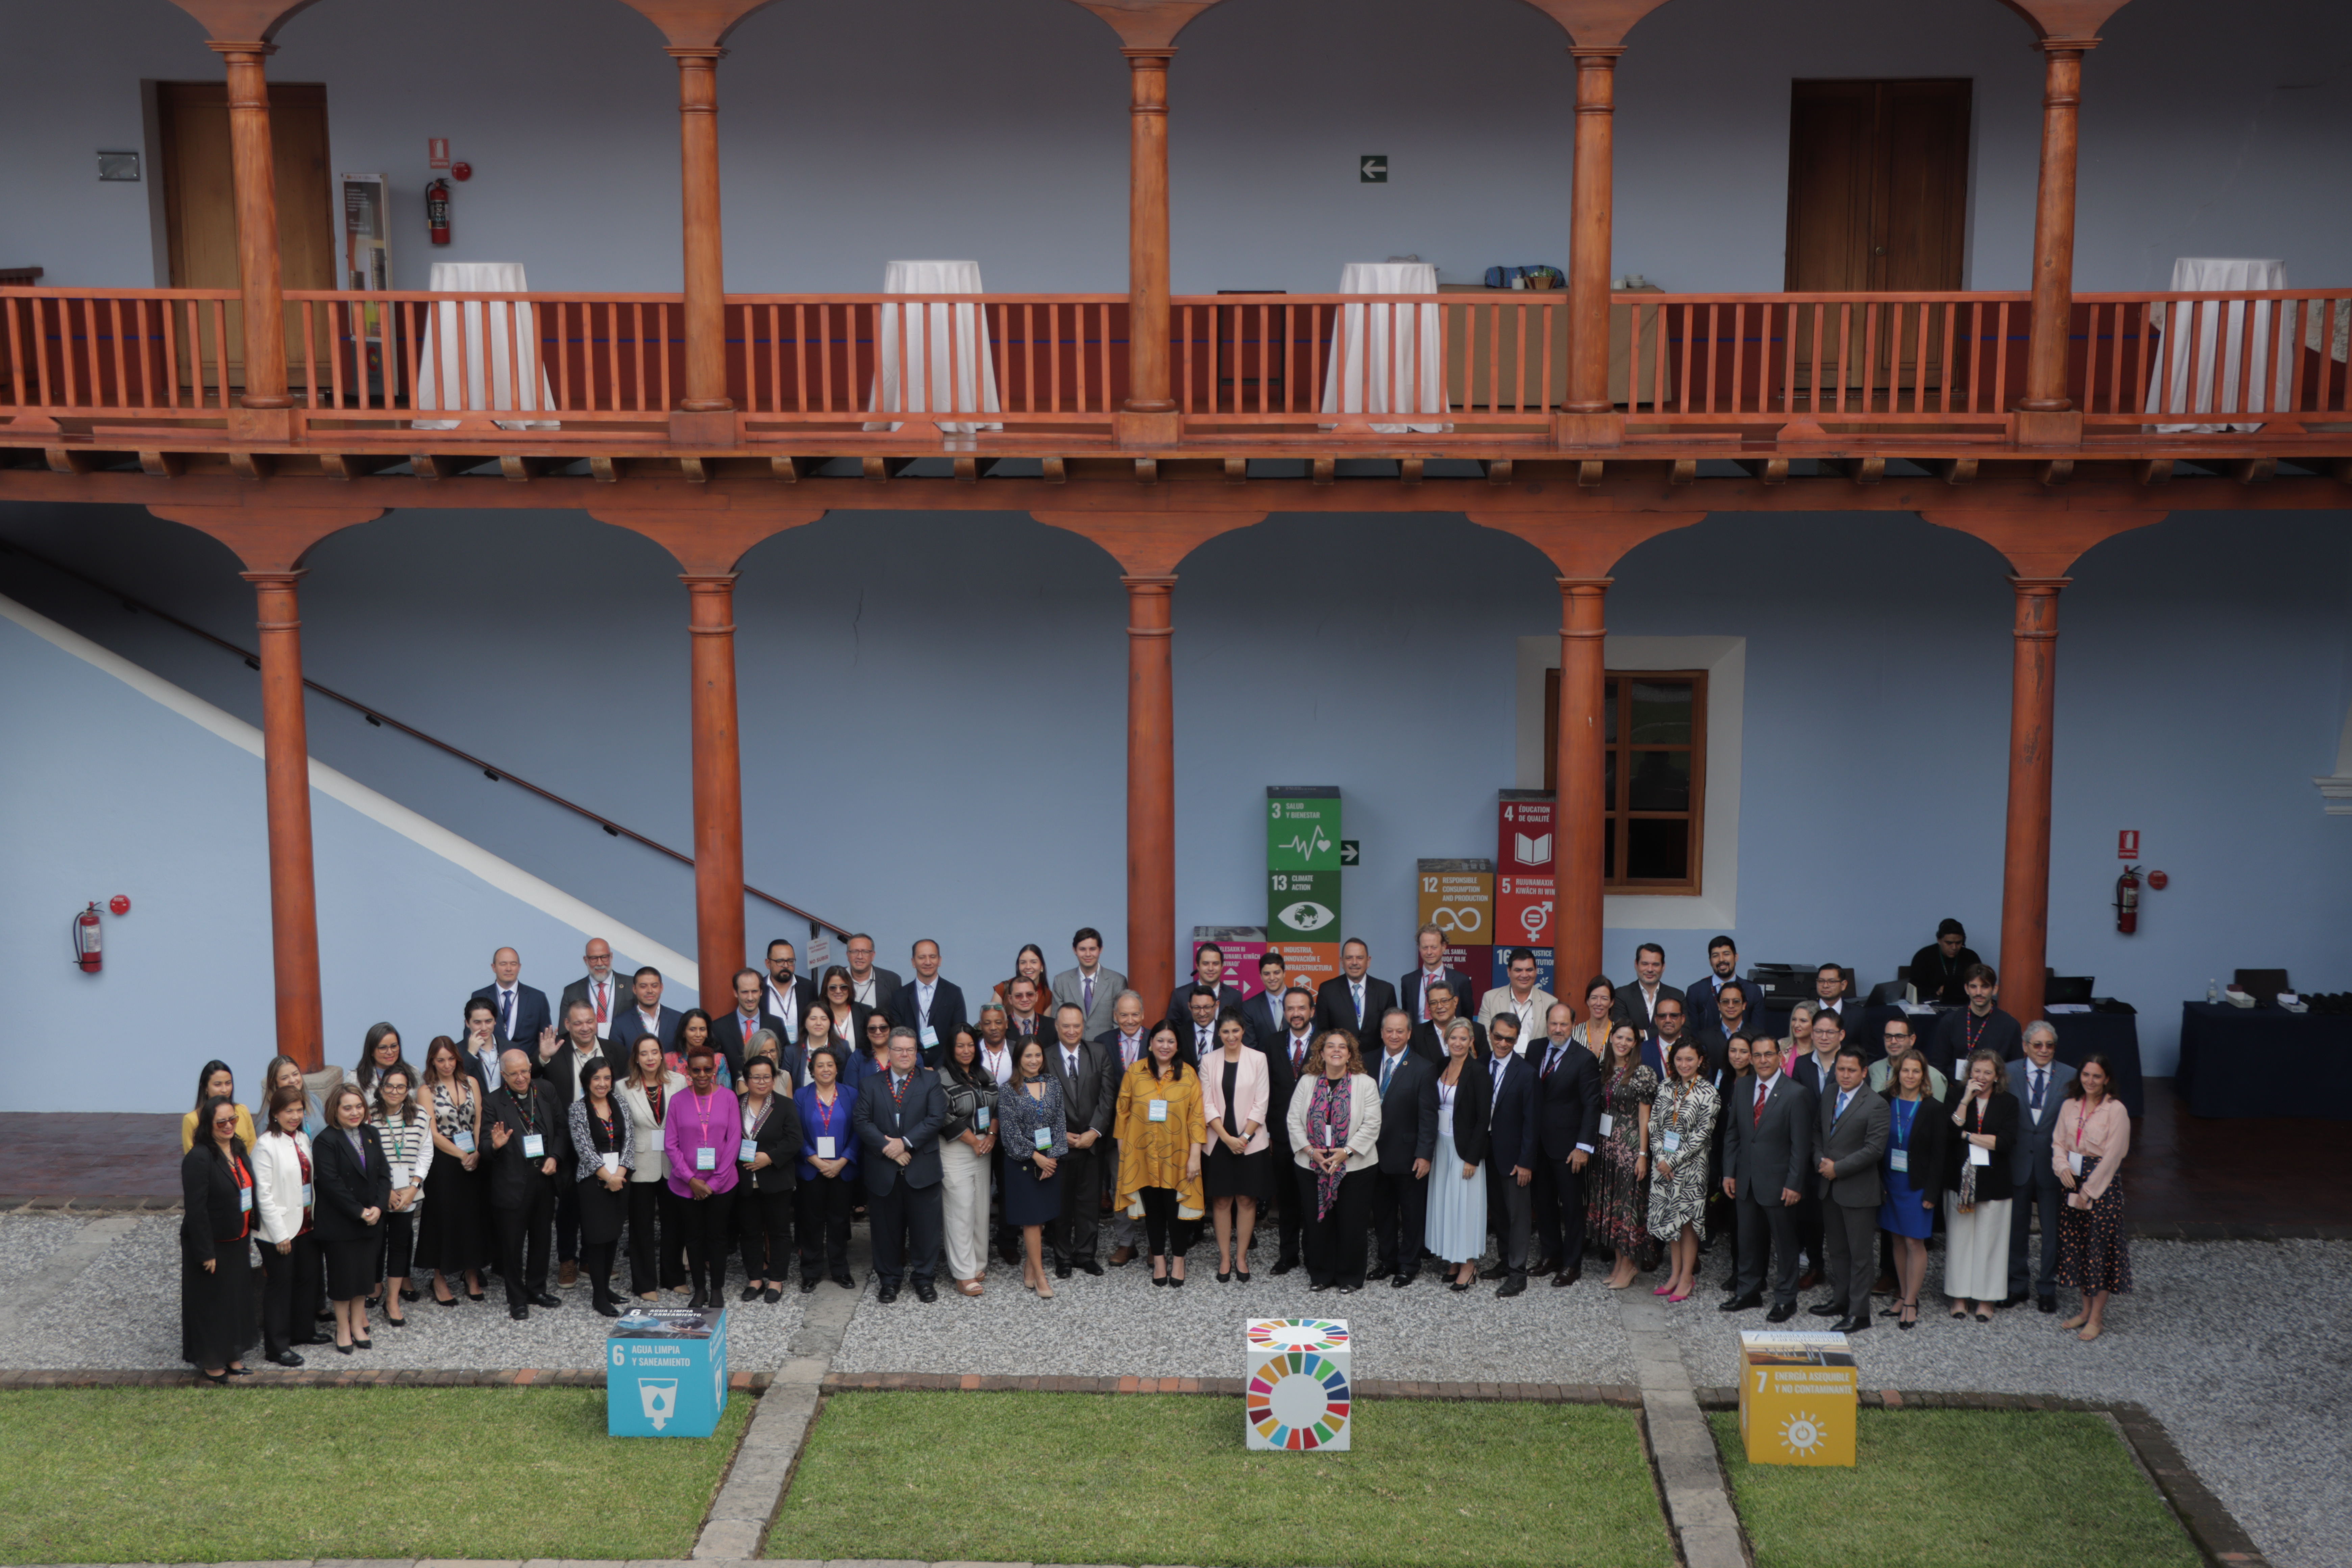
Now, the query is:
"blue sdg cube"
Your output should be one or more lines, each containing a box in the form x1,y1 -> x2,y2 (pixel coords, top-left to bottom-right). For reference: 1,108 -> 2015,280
607,1305 -> 729,1438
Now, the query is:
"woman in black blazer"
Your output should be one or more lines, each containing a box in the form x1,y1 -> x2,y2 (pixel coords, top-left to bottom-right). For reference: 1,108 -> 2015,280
1709,1034 -> 1757,1289
312,1083 -> 392,1353
180,1096 -> 258,1382
1940,1048 -> 2020,1321
819,967 -> 876,1053
734,1056 -> 803,1303
1423,1018 -> 1494,1291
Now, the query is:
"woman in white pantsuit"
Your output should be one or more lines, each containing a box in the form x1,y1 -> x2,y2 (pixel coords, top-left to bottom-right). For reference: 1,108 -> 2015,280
1941,1048 -> 2020,1321
937,1027 -> 999,1295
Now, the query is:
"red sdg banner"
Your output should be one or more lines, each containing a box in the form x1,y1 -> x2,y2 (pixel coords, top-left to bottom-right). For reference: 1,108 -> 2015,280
1497,792 -> 1556,950
1497,873 -> 1554,949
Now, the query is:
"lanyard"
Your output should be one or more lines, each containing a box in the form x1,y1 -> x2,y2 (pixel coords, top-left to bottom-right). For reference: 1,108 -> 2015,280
2073,1098 -> 2100,1151
809,1091 -> 839,1140
688,1087 -> 722,1145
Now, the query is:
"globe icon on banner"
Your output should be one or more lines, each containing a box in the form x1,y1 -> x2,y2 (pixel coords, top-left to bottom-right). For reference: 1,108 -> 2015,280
1277,901 -> 1336,932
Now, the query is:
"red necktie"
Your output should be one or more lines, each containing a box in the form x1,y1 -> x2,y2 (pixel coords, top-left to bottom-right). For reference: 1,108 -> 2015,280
1754,1080 -> 1768,1126
594,980 -> 608,1024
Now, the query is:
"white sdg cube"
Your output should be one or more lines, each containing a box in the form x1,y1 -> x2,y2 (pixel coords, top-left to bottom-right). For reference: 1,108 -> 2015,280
1245,1318 -> 1352,1451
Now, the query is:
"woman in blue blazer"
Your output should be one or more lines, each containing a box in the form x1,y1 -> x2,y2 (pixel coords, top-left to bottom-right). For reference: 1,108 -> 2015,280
793,1047 -> 859,1292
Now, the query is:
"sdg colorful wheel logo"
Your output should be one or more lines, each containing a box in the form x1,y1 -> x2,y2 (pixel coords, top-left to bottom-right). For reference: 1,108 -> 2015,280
1247,1351 -> 1351,1450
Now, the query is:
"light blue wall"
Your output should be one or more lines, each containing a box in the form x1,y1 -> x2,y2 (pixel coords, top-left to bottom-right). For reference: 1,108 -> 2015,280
0,605 -> 694,1113
4,498 -> 2348,1101
3,0 -> 2346,293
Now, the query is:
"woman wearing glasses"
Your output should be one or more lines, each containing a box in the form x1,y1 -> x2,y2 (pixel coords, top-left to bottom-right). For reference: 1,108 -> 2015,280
181,1094 -> 258,1382
820,967 -> 875,1050
664,1044 -> 742,1309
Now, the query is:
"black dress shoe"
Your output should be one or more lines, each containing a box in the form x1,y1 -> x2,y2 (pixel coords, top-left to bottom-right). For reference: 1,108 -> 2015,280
1766,1301 -> 1799,1324
1809,1301 -> 1844,1317
1527,1257 -> 1558,1277
1720,1293 -> 1763,1313
2038,1294 -> 2057,1313
1478,1261 -> 1511,1281
509,1305 -> 529,1321
1833,1315 -> 1872,1334
876,1283 -> 900,1304
316,1308 -> 337,1324
593,1299 -> 620,1317
1497,1275 -> 1527,1298
830,1272 -> 857,1290
333,1341 -> 356,1354
269,1350 -> 303,1368
1309,1280 -> 1333,1292
800,1278 -> 819,1294
742,1285 -> 762,1302
228,1364 -> 254,1376
687,1291 -> 707,1310
914,1282 -> 938,1303
1055,1262 -> 1073,1280
349,1335 -> 372,1351
764,1286 -> 783,1304
531,1292 -> 563,1309
1390,1272 -> 1415,1289
1550,1266 -> 1582,1288
2001,1291 -> 2030,1309
1271,1259 -> 1298,1276
1074,1258 -> 1104,1277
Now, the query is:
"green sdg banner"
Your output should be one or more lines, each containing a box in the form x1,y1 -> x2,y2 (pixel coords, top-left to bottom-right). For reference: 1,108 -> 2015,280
1268,787 -> 1342,872
1268,869 -> 1341,941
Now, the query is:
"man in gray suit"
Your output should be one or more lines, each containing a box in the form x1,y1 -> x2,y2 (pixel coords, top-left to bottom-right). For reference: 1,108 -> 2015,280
2005,1022 -> 2076,1313
1050,927 -> 1126,1042
1043,1003 -> 1116,1277
1720,1039 -> 1814,1321
1809,1047 -> 1890,1333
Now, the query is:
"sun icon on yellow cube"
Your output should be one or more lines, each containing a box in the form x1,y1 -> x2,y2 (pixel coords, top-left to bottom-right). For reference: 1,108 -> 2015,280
1777,1411 -> 1827,1458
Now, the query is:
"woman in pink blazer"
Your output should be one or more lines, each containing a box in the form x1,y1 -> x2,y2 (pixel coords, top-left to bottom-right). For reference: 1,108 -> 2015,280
1199,1009 -> 1272,1283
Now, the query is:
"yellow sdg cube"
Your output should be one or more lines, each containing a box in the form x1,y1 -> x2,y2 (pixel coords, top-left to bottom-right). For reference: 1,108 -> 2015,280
1736,1331 -> 1858,1467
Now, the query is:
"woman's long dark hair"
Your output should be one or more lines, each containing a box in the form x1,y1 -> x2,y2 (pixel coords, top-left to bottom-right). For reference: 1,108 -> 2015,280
192,1059 -> 234,1111
355,1021 -> 402,1097
942,1028 -> 989,1091
1146,1021 -> 1185,1082
2064,1053 -> 2114,1101
196,1095 -> 247,1165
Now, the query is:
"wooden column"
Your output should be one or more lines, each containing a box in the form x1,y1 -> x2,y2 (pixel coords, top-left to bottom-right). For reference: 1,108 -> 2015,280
1556,577 -> 1611,987
210,42 -> 290,417
1121,48 -> 1177,434
684,572 -> 746,999
2017,38 -> 2094,432
1998,578 -> 2067,1028
1124,575 -> 1177,1007
1560,46 -> 1624,442
670,46 -> 734,425
242,569 -> 325,1068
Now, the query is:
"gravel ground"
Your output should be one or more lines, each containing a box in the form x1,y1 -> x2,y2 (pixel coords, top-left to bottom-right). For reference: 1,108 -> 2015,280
0,1213 -> 824,1372
0,1215 -> 93,1279
828,1242 -> 1636,1386
1662,1236 -> 2352,1568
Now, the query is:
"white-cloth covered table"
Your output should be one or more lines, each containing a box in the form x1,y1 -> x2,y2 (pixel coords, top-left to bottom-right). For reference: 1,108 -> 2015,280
411,261 -> 559,431
1320,262 -> 1450,434
2147,257 -> 2293,432
866,259 -> 1001,433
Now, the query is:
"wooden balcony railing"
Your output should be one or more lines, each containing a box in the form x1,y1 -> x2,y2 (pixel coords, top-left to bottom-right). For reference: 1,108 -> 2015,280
5,284 -> 2345,449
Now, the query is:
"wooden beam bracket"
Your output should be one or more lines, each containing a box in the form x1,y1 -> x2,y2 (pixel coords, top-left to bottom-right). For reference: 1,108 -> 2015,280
137,450 -> 186,478
499,455 -> 547,484
1831,456 -> 1886,485
1224,457 -> 1248,484
1136,457 -> 1160,484
44,448 -> 95,475
2228,457 -> 2276,485
1929,457 -> 1979,485
1310,457 -> 1334,486
1576,460 -> 1605,488
1734,456 -> 1789,485
1482,458 -> 1514,486
409,454 -> 455,481
2133,458 -> 2173,486
1041,456 -> 1067,485
1667,458 -> 1696,486
229,452 -> 273,480
2038,458 -> 2075,487
1398,456 -> 1423,485
589,455 -> 620,484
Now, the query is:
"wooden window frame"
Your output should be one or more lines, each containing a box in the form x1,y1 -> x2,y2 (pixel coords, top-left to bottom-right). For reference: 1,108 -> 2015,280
1544,667 -> 1708,895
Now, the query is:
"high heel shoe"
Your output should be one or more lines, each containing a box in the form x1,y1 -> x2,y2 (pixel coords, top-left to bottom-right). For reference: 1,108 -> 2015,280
350,1335 -> 372,1351
333,1341 -> 354,1356
1036,1277 -> 1055,1299
1235,1267 -> 1251,1283
199,1369 -> 230,1385
1898,1300 -> 1918,1331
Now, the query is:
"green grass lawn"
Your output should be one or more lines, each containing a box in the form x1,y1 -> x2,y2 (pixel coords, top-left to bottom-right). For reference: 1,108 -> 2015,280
0,1386 -> 749,1563
772,1391 -> 1671,1567
1710,1408 -> 2202,1568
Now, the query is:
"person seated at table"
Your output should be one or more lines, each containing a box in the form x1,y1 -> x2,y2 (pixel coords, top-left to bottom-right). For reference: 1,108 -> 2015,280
1927,964 -> 2024,1074
182,1060 -> 255,1153
1907,918 -> 1981,1009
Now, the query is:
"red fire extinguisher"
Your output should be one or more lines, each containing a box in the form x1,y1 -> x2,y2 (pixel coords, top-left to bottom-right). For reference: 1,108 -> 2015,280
73,902 -> 103,972
2114,864 -> 2141,935
426,178 -> 451,246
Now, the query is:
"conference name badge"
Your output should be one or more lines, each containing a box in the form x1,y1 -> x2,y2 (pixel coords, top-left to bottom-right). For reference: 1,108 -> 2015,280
391,1163 -> 411,1191
921,1024 -> 938,1047
600,1152 -> 620,1174
739,1141 -> 758,1165
1662,1130 -> 1681,1154
815,1136 -> 837,1160
1598,1113 -> 1614,1137
301,1183 -> 313,1207
1968,1143 -> 1991,1167
2067,1151 -> 2085,1176
1889,1150 -> 1909,1172
695,1145 -> 717,1172
239,1186 -> 253,1212
453,1128 -> 475,1154
521,1132 -> 545,1160
974,1106 -> 990,1131
1034,1128 -> 1053,1151
1149,1099 -> 1169,1123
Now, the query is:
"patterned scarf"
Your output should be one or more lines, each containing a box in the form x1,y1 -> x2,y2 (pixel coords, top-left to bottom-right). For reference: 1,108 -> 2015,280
1307,1076 -> 1351,1220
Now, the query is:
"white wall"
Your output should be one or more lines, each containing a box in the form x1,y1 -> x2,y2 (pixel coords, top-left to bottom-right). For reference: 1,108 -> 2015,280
3,0 -> 2345,294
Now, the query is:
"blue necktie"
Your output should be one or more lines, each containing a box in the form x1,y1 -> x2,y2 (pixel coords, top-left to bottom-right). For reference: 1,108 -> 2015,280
1380,1056 -> 1394,1096
2031,1068 -> 2047,1111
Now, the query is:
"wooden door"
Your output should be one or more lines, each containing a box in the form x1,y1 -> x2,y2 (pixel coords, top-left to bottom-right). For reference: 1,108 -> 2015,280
1784,79 -> 1969,395
157,80 -> 334,392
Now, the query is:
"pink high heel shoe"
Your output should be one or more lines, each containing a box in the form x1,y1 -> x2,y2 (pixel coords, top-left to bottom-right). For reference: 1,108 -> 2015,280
1667,1289 -> 1691,1303
1652,1283 -> 1676,1296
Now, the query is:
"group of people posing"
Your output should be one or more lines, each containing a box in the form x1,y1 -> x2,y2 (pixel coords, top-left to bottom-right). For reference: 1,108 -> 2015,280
175,925 -> 2133,1382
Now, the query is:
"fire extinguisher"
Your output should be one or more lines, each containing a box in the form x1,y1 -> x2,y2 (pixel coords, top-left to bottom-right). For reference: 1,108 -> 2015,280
2114,864 -> 2141,935
426,178 -> 451,246
73,902 -> 103,972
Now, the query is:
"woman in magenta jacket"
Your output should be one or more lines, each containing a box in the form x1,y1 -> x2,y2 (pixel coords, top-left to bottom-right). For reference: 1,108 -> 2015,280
662,1044 -> 742,1309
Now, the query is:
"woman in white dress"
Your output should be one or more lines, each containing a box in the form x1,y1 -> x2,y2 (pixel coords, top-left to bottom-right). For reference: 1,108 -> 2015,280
1422,1019 -> 1492,1291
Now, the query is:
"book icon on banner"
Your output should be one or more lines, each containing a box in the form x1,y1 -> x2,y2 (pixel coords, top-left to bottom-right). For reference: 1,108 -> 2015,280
1512,832 -> 1552,866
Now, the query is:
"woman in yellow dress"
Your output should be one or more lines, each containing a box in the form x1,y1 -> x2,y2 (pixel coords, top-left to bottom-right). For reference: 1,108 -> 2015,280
1113,1021 -> 1205,1287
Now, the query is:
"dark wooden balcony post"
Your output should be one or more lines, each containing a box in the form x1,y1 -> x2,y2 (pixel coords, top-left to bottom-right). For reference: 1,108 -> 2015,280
2018,38 -> 2094,428
209,42 -> 291,421
1562,46 -> 1623,437
670,46 -> 735,422
1122,48 -> 1178,426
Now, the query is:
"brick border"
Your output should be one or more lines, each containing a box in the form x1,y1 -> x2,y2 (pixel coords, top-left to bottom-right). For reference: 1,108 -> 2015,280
1690,1387 -> 2272,1568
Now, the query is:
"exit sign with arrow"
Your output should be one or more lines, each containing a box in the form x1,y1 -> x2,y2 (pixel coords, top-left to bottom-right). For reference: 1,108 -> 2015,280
1360,155 -> 1388,183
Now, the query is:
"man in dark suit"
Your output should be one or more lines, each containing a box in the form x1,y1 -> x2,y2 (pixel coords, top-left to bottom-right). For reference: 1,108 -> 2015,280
709,968 -> 785,1082
1096,989 -> 1152,1265
1479,1013 -> 1541,1296
850,1028 -> 945,1302
1367,1010 -> 1435,1285
615,967 -> 684,1057
1720,1035 -> 1815,1321
485,1048 -> 567,1320
1177,988 -> 1226,1069
883,939 -> 968,1063
1409,980 -> 1485,1064
1643,995 -> 1698,1079
534,998 -> 614,1285
1050,927 -> 1125,1042
1809,1048 -> 1890,1333
1314,937 -> 1398,1041
1611,942 -> 1684,1036
843,933 -> 901,1015
1530,1001 -> 1603,1287
1786,1008 -> 1848,1292
762,939 -> 819,1047
473,947 -> 554,1055
1684,935 -> 1765,1039
1809,961 -> 1864,1039
1245,951 -> 1291,1048
1043,1004 -> 1115,1276
1165,942 -> 1247,1032
558,937 -> 628,1043
1263,986 -> 1317,1275
1400,925 -> 1478,1029
2006,1023 -> 2076,1312
1689,980 -> 1757,1074
1928,964 -> 2025,1074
